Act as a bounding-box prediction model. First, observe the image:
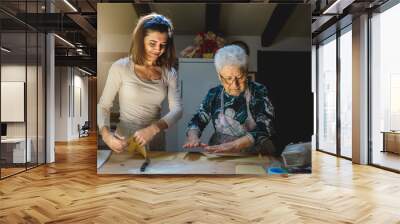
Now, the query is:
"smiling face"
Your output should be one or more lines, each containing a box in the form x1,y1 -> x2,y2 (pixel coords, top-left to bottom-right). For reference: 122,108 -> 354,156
143,30 -> 168,64
219,65 -> 247,96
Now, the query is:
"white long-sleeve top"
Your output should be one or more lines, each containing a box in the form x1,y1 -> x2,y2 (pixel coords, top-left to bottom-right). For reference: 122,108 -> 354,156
97,57 -> 183,135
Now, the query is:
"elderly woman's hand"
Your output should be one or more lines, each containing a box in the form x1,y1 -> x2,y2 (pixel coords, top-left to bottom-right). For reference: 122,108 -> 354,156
205,135 -> 254,153
205,141 -> 240,153
183,130 -> 208,148
183,137 -> 208,148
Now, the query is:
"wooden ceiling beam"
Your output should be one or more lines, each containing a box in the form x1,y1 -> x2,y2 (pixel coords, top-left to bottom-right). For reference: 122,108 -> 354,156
205,3 -> 221,33
133,3 -> 152,17
261,5 -> 296,47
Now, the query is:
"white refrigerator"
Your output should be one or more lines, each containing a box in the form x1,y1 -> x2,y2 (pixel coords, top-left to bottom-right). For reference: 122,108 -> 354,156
164,58 -> 220,151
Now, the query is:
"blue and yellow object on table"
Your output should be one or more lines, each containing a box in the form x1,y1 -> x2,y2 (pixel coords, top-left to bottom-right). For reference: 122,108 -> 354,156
267,167 -> 289,175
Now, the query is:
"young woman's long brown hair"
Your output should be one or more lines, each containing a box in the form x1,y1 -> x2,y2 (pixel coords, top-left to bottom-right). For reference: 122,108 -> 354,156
129,13 -> 176,70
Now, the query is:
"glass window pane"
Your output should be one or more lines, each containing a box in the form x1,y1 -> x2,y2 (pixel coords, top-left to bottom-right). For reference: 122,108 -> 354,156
38,33 -> 46,165
340,29 -> 352,158
27,31 -> 38,169
1,30 -> 27,178
318,36 -> 337,154
371,3 -> 400,171
0,1 -> 46,179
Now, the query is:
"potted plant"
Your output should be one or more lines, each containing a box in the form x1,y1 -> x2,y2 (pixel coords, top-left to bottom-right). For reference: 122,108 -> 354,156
180,31 -> 225,58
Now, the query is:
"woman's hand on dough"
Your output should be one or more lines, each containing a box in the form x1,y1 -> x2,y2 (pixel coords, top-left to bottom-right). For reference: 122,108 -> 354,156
133,124 -> 160,146
103,132 -> 128,153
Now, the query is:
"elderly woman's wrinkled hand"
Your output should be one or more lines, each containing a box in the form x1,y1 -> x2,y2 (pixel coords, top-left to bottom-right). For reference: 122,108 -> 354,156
183,134 -> 208,148
205,142 -> 241,153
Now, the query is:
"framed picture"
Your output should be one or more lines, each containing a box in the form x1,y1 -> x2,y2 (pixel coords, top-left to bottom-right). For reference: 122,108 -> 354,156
248,71 -> 256,81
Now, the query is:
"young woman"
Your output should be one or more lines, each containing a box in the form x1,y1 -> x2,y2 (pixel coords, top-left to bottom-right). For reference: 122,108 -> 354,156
98,13 -> 183,153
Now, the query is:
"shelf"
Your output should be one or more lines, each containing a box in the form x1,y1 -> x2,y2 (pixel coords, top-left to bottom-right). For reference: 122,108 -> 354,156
179,58 -> 214,63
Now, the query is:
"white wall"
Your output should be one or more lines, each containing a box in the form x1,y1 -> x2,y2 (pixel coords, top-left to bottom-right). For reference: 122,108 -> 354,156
79,75 -> 89,125
97,3 -> 137,101
55,67 -> 89,141
312,45 -> 317,150
1,65 -> 27,143
1,64 -> 46,164
72,73 -> 89,138
55,67 -> 68,141
1,65 -> 35,137
46,32 -> 55,163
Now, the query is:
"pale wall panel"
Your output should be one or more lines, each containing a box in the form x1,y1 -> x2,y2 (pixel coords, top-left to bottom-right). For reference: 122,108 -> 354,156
97,3 -> 138,102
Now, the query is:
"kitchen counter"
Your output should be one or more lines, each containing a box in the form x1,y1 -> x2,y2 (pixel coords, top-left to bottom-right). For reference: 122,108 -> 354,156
97,150 -> 282,175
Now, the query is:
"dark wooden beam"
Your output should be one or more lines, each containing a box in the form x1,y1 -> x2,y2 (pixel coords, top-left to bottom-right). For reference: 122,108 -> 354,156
67,13 -> 97,39
153,0 -> 249,2
133,3 -> 152,17
205,3 -> 221,33
11,13 -> 82,32
55,55 -> 96,70
261,5 -> 296,47
86,0 -> 97,12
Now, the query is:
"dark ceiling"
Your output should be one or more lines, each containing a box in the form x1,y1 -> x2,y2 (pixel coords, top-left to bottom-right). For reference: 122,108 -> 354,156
0,0 -> 389,76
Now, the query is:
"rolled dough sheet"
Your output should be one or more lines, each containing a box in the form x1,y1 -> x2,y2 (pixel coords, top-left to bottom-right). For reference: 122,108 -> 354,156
97,150 -> 112,169
202,152 -> 252,159
150,152 -> 182,161
235,164 -> 266,175
98,151 -> 272,174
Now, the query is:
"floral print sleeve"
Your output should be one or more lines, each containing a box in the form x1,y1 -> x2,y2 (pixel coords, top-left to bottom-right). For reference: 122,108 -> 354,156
248,83 -> 275,145
186,87 -> 219,137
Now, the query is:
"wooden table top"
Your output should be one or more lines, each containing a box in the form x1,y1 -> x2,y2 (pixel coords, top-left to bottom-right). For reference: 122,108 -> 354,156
97,151 -> 283,175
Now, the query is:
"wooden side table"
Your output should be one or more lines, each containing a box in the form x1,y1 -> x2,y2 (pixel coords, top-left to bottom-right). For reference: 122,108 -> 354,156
381,131 -> 400,154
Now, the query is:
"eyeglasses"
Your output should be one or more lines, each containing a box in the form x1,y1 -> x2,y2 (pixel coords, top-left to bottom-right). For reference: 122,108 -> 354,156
219,73 -> 247,84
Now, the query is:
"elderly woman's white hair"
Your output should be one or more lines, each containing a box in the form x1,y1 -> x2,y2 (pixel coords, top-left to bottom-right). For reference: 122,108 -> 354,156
214,45 -> 248,73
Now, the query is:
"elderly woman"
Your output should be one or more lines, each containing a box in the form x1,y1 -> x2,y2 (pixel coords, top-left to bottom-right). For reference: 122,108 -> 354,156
183,45 -> 276,155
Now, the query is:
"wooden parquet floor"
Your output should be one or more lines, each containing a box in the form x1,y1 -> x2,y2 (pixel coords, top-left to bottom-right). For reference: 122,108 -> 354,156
1,134 -> 400,224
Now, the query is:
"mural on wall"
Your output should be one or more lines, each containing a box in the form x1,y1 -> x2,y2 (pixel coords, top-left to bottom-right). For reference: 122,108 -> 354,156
97,3 -> 312,175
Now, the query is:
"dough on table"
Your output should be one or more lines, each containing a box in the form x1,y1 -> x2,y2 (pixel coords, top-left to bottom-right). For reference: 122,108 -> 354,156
235,165 -> 266,174
126,137 -> 147,159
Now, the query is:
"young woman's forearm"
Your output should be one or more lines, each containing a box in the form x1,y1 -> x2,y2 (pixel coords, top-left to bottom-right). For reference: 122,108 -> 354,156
101,126 -> 111,141
154,119 -> 168,133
